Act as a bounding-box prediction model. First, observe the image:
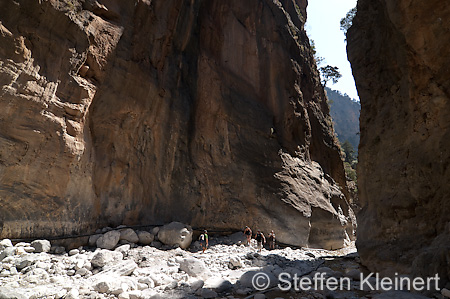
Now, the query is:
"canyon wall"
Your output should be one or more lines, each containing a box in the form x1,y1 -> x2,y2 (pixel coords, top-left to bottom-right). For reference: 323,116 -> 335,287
0,0 -> 354,249
348,0 -> 450,286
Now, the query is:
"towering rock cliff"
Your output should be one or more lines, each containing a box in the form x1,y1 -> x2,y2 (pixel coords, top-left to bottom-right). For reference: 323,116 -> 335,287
0,0 -> 354,249
348,0 -> 450,286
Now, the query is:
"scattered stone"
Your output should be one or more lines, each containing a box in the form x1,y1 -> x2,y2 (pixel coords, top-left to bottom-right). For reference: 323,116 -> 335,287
64,288 -> 80,299
442,288 -> 450,298
0,239 -> 13,250
91,249 -> 123,268
137,231 -> 154,245
127,290 -> 144,299
235,288 -> 251,295
54,246 -> 66,254
75,268 -> 88,276
195,288 -> 217,299
69,249 -> 80,256
157,222 -> 193,249
23,247 -> 35,253
179,257 -> 212,279
96,230 -> 121,250
164,280 -> 178,290
0,247 -> 15,261
229,256 -> 242,268
94,260 -> 138,277
189,279 -> 204,291
0,287 -> 28,299
66,269 -> 76,276
0,233 -> 434,299
30,240 -> 51,253
204,277 -> 233,293
137,282 -> 149,290
151,227 -> 160,235
120,228 -> 139,243
92,276 -> 118,294
138,277 -> 155,288
89,234 -> 102,247
115,244 -> 131,257
23,268 -> 50,283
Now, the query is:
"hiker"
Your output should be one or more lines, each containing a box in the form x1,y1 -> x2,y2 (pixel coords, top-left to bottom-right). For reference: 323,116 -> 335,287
199,230 -> 209,253
243,226 -> 252,246
255,230 -> 266,252
268,230 -> 276,250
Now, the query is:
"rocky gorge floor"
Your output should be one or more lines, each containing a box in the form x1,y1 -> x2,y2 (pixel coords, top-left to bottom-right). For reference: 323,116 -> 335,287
0,226 -> 445,299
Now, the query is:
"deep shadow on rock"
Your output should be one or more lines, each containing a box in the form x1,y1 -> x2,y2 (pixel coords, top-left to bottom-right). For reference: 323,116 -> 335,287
347,0 -> 450,288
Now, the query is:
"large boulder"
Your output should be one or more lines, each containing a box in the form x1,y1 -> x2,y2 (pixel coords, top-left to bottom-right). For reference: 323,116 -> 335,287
136,231 -> 154,245
0,239 -> 13,251
157,222 -> 193,249
30,240 -> 51,253
96,231 -> 121,250
119,229 -> 139,244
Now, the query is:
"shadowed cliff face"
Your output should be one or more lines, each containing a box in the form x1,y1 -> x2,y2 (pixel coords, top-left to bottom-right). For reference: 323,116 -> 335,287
0,0 -> 354,249
348,0 -> 450,286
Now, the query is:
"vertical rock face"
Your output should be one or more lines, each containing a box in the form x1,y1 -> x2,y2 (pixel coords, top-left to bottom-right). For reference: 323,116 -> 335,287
0,0 -> 354,249
348,0 -> 450,285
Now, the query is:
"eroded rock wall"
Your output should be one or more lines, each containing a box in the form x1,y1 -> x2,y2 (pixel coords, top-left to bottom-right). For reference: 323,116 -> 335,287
0,0 -> 353,249
348,0 -> 450,285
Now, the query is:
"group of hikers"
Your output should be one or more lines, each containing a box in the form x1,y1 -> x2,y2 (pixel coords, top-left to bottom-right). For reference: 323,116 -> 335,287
198,226 -> 276,253
244,226 -> 276,252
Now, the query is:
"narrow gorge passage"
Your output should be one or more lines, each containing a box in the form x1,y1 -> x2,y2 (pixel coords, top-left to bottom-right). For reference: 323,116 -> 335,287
0,0 -> 449,298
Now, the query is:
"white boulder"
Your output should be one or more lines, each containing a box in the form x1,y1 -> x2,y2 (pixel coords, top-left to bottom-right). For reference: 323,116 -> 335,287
179,257 -> 212,279
30,240 -> 51,253
91,249 -> 123,268
157,222 -> 193,249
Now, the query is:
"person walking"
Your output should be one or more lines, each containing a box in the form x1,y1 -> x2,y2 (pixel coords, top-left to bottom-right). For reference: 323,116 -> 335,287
243,226 -> 252,246
255,230 -> 266,253
199,230 -> 209,253
268,230 -> 276,250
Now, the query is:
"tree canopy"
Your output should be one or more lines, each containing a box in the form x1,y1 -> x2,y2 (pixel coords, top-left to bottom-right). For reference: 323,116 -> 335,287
319,65 -> 342,86
340,7 -> 357,37
341,140 -> 355,163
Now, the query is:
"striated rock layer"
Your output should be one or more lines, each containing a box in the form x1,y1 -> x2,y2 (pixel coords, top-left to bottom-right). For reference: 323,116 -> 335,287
348,0 -> 450,286
0,0 -> 354,249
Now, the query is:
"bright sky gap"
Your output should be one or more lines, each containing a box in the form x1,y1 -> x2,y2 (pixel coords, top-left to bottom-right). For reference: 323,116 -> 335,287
306,0 -> 359,101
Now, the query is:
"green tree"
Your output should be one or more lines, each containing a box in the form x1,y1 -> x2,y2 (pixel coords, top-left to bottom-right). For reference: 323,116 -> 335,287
343,162 -> 357,182
310,39 -> 324,66
319,65 -> 342,86
341,140 -> 355,163
340,7 -> 357,37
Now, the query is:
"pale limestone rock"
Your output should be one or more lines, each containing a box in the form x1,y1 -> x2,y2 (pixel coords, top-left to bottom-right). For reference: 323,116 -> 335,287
96,231 -> 120,250
157,222 -> 193,249
30,240 -> 51,253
